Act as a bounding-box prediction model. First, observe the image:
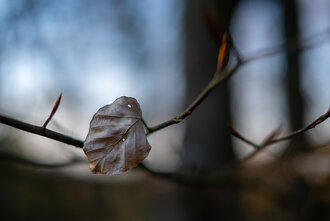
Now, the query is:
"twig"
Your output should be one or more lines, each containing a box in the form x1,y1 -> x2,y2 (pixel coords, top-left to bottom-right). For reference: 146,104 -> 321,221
227,124 -> 260,149
147,64 -> 240,135
236,107 -> 330,163
0,114 -> 83,148
242,27 -> 330,63
146,27 -> 330,135
266,107 -> 330,145
43,93 -> 62,128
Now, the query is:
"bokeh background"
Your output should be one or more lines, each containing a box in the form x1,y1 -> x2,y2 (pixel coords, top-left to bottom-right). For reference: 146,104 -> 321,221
0,0 -> 329,220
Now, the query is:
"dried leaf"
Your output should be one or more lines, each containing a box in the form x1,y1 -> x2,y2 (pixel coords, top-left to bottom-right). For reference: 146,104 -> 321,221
83,96 -> 151,175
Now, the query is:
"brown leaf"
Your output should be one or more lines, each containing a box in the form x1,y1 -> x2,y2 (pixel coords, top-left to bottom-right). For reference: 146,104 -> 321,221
83,96 -> 151,175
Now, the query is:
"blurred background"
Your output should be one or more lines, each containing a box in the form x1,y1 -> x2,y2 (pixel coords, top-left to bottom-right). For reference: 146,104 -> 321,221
0,0 -> 329,220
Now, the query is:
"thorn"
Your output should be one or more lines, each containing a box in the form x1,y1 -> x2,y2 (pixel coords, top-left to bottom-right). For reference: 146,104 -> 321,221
43,93 -> 62,129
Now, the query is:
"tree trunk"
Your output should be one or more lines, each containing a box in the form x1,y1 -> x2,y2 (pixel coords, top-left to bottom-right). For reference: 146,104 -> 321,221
182,0 -> 237,173
176,1 -> 240,220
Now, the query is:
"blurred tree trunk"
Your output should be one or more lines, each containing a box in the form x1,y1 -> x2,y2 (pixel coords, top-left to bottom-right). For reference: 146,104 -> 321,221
182,0 -> 238,173
175,0 -> 240,220
281,0 -> 309,156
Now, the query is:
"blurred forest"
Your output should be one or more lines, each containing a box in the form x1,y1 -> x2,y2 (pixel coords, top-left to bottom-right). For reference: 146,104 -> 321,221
0,0 -> 330,220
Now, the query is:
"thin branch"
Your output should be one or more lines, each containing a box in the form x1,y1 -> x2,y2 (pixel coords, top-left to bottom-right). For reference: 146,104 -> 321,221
43,93 -> 62,128
242,27 -> 330,63
267,107 -> 330,145
147,28 -> 330,135
147,64 -> 240,135
0,114 -> 83,148
227,124 -> 260,149
237,107 -> 330,163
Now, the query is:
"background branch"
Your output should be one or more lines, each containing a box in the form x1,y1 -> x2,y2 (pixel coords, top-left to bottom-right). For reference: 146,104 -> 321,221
233,107 -> 330,163
146,27 -> 330,135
